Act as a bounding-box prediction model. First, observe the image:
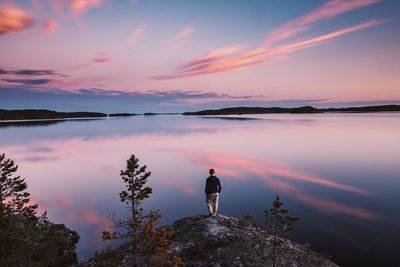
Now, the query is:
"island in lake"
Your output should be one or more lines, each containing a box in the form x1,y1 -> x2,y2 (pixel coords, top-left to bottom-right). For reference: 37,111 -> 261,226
183,104 -> 400,116
0,109 -> 107,121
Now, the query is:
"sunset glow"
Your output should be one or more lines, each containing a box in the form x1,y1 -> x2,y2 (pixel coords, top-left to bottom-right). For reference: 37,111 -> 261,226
0,0 -> 399,112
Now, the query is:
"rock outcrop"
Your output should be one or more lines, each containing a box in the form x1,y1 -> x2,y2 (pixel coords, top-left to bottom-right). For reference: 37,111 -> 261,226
171,215 -> 337,267
83,214 -> 338,267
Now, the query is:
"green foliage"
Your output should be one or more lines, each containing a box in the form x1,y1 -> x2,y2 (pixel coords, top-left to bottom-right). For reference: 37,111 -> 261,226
0,153 -> 79,267
0,153 -> 37,218
265,196 -> 299,267
102,154 -> 182,266
119,154 -> 152,213
137,210 -> 183,267
265,196 -> 298,238
103,155 -> 152,241
0,153 -> 37,266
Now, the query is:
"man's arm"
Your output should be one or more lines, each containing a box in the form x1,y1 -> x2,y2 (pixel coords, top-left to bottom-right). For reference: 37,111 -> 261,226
217,178 -> 221,193
205,178 -> 209,194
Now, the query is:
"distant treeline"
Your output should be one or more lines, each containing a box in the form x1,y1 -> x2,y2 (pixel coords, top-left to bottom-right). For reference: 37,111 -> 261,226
108,113 -> 137,117
183,105 -> 400,116
1,105 -> 399,121
0,109 -> 107,121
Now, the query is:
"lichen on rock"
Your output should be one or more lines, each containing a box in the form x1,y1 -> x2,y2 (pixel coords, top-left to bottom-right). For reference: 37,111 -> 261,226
170,215 -> 338,267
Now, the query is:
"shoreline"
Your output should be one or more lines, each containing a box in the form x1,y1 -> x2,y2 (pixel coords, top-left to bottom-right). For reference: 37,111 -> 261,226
1,105 -> 399,122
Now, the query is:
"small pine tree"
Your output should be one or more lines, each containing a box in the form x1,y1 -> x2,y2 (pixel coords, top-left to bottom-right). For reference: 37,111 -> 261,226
265,196 -> 299,267
102,154 -> 153,265
103,154 -> 183,266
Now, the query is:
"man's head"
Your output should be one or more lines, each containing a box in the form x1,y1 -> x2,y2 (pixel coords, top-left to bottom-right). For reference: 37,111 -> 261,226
209,168 -> 215,175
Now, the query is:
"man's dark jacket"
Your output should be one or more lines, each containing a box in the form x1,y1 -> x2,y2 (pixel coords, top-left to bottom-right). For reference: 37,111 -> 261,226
205,175 -> 221,195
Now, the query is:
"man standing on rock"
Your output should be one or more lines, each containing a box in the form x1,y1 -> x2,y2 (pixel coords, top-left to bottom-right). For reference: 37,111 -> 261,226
205,168 -> 222,216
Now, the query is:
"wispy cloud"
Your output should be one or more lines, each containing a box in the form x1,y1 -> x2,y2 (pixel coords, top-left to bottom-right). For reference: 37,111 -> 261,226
162,25 -> 195,46
152,20 -> 383,80
0,67 -> 70,88
0,68 -> 59,76
123,24 -> 147,47
0,86 -> 265,111
152,0 -> 383,80
2,78 -> 51,85
68,0 -> 103,14
0,5 -> 35,36
263,0 -> 381,46
68,52 -> 112,70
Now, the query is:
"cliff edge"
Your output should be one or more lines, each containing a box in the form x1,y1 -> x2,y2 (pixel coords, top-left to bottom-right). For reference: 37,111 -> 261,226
85,214 -> 338,267
171,214 -> 337,267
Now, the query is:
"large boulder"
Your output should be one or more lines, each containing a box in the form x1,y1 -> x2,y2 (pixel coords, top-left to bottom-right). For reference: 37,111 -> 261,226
171,215 -> 338,267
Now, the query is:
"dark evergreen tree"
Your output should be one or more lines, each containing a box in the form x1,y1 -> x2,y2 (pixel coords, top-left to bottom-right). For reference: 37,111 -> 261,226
0,153 -> 79,267
0,153 -> 37,266
103,154 -> 153,265
102,154 -> 182,266
265,196 -> 299,267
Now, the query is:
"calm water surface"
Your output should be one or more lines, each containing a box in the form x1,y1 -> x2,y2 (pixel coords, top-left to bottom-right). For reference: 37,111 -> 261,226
1,114 -> 399,266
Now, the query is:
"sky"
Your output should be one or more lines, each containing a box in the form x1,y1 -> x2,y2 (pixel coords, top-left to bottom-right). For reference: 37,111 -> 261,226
0,0 -> 399,112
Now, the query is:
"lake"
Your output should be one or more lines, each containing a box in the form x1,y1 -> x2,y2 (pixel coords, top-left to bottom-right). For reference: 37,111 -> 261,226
1,113 -> 399,266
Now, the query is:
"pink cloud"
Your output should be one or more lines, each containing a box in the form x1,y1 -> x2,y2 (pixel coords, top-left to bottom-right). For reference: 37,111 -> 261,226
83,211 -> 104,224
176,182 -> 197,196
152,0 -> 383,80
294,191 -> 378,220
53,192 -> 72,207
82,209 -> 113,236
123,24 -> 147,46
68,53 -> 112,70
69,0 -> 102,14
151,19 -> 384,80
260,176 -> 378,220
0,5 -> 35,36
42,20 -> 58,34
263,0 -> 380,46
181,45 -> 245,69
174,26 -> 195,39
92,57 -> 111,63
178,148 -> 374,196
162,25 -> 195,46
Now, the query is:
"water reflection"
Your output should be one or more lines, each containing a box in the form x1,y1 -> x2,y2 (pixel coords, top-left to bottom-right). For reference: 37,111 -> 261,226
0,119 -> 64,128
0,114 -> 399,266
169,148 -> 378,220
199,116 -> 262,121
